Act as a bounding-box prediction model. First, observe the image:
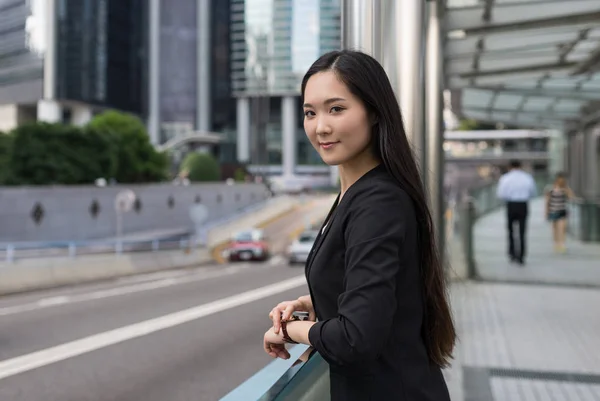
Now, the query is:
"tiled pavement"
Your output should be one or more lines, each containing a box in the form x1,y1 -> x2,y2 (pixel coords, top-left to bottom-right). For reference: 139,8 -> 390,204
443,198 -> 600,401
445,282 -> 600,401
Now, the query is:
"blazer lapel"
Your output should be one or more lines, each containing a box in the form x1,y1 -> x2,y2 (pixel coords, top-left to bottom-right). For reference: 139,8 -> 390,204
305,193 -> 340,274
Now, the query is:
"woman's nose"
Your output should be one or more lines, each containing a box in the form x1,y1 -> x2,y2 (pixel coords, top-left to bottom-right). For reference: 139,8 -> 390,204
315,117 -> 331,135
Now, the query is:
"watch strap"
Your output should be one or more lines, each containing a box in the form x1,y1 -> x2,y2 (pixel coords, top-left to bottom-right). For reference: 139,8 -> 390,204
281,320 -> 298,344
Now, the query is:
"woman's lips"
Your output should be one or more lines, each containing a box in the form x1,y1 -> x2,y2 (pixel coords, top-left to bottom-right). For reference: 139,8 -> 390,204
319,141 -> 339,150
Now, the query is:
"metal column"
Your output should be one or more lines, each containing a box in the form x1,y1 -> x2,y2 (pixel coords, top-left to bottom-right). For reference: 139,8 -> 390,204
396,0 -> 426,176
381,0 -> 398,91
426,0 -> 445,263
148,0 -> 161,145
236,97 -> 250,163
43,0 -> 57,101
282,96 -> 297,178
340,0 -> 384,188
341,0 -> 378,59
197,0 -> 211,131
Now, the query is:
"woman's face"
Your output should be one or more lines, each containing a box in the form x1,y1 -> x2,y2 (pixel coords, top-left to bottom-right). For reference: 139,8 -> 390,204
302,71 -> 373,166
556,177 -> 566,187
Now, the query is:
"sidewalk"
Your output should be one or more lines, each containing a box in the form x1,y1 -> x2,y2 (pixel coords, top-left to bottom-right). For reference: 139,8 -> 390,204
442,197 -> 600,400
473,197 -> 600,287
444,281 -> 600,401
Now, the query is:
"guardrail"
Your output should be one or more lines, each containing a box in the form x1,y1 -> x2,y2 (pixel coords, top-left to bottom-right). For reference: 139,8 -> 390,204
0,198 -> 273,263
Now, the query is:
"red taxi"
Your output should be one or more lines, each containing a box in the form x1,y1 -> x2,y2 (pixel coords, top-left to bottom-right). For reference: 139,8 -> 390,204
226,229 -> 270,262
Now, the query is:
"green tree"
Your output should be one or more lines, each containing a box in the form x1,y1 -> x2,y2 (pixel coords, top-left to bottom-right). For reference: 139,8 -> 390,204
87,110 -> 168,183
7,123 -> 115,185
0,131 -> 13,184
457,119 -> 479,131
181,152 -> 221,182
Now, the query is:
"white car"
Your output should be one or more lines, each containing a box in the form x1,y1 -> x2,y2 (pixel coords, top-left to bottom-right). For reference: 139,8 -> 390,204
287,230 -> 318,265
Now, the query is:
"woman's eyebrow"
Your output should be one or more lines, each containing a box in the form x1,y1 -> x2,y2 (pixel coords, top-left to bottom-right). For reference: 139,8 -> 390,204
303,97 -> 347,108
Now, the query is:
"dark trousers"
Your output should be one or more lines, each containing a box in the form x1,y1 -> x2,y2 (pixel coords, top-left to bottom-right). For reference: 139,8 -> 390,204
507,201 -> 528,261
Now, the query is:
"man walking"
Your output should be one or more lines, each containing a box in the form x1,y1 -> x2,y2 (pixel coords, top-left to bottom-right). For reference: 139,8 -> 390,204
496,160 -> 537,265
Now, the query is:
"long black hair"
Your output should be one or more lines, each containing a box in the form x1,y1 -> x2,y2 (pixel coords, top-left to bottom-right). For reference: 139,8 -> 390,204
301,50 -> 456,368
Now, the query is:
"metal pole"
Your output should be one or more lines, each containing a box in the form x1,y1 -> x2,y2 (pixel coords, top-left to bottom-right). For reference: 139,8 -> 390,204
426,0 -> 445,265
43,0 -> 57,101
339,0 -> 384,190
396,0 -> 426,176
236,97 -> 251,163
148,0 -> 161,145
341,0 -> 382,61
197,0 -> 212,131
282,96 -> 297,178
380,0 -> 397,91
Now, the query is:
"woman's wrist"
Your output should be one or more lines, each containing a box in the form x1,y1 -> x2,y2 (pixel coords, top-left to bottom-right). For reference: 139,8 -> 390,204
284,320 -> 316,345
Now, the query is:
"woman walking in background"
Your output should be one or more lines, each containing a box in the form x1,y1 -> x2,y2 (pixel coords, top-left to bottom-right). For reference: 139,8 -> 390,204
545,172 -> 575,253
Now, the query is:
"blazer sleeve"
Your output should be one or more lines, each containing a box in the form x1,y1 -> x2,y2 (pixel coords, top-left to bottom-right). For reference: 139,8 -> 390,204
308,183 -> 409,366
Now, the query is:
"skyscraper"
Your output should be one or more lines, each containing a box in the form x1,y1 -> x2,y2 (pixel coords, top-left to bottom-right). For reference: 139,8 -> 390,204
0,0 -> 148,132
147,0 -> 236,150
230,0 -> 341,177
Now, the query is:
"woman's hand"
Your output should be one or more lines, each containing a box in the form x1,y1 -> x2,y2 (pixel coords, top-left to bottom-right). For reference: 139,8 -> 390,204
269,295 -> 315,334
263,327 -> 290,359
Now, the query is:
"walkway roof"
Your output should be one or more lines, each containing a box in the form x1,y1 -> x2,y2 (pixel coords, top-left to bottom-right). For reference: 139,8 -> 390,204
444,0 -> 600,129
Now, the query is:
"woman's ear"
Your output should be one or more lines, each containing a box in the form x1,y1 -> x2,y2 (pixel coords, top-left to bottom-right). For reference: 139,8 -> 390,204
369,113 -> 378,126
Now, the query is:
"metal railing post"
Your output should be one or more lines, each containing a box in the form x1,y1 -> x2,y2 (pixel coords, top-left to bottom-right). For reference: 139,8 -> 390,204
68,242 -> 76,258
6,245 -> 14,263
460,199 -> 477,279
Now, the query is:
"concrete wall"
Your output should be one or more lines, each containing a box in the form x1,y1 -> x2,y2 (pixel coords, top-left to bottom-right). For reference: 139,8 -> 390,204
0,195 -> 303,295
0,183 -> 269,242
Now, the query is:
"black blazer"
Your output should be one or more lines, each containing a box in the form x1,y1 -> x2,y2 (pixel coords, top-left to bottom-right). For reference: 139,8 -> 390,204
305,164 -> 451,401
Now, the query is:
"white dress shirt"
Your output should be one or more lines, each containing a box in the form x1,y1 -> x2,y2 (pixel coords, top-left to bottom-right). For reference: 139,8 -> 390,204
496,170 -> 537,202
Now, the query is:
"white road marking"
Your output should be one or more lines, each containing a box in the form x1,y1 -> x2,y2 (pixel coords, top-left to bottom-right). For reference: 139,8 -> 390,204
115,270 -> 191,284
36,296 -> 70,307
0,255 -> 289,318
0,265 -> 249,317
0,275 -> 306,381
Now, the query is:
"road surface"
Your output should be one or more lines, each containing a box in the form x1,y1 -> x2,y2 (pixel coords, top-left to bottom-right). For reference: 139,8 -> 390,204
0,203 -> 326,401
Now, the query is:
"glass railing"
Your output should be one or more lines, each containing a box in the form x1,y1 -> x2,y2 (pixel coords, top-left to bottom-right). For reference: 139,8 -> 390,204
220,345 -> 330,401
568,198 -> 600,242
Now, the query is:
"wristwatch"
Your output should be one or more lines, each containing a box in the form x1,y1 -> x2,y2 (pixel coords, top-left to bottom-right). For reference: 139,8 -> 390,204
281,314 -> 300,344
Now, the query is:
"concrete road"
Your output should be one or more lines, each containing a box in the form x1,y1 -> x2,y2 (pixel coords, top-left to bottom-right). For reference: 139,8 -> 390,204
0,202 -> 329,401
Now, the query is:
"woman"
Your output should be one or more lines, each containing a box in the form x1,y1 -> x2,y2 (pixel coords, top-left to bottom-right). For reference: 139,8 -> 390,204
262,50 -> 455,400
545,172 -> 575,253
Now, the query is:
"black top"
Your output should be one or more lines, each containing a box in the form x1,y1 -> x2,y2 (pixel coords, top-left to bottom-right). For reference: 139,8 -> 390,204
305,164 -> 451,401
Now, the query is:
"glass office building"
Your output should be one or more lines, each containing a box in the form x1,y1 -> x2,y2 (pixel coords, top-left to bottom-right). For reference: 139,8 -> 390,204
0,0 -> 46,131
55,0 -> 148,114
0,0 -> 148,131
230,0 -> 341,176
148,0 -> 236,149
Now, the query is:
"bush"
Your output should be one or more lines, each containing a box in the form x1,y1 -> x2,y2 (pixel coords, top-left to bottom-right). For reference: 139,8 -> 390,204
181,152 -> 220,182
234,167 -> 247,182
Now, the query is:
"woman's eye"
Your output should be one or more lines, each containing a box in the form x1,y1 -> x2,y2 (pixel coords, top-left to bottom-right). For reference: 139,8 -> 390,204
330,106 -> 344,113
304,110 -> 315,117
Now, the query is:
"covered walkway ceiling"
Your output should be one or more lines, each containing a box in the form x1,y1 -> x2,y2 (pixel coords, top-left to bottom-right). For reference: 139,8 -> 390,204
444,0 -> 600,129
